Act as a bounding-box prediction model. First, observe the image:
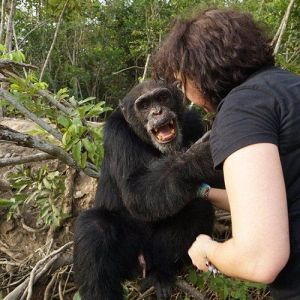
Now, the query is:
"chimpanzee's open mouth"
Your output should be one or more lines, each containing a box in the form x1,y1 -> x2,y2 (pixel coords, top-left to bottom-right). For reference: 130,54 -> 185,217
151,119 -> 176,143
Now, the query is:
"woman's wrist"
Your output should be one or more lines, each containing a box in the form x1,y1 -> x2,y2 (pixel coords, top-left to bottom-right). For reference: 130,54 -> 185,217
197,183 -> 211,200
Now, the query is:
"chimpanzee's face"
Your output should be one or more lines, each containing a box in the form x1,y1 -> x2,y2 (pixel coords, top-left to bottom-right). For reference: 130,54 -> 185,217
133,87 -> 183,153
121,81 -> 184,154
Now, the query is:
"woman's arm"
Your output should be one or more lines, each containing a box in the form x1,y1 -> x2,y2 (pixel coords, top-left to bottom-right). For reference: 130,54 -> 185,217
207,188 -> 230,211
189,143 -> 290,283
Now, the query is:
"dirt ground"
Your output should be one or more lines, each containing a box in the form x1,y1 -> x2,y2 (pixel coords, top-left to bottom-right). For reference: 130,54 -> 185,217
0,118 -> 97,299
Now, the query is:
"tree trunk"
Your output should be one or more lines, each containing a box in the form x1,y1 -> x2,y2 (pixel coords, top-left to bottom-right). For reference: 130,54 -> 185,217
0,0 -> 7,44
39,0 -> 69,82
4,0 -> 17,52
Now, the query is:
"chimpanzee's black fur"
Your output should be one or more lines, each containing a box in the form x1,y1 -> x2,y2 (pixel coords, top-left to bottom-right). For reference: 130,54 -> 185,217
74,80 -> 222,300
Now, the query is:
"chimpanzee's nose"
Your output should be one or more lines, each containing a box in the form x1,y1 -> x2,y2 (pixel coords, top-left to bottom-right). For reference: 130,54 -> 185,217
151,106 -> 162,115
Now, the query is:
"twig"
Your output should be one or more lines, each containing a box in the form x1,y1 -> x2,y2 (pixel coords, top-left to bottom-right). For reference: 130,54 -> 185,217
175,279 -> 206,300
20,255 -> 59,300
272,0 -> 296,55
141,54 -> 151,82
112,65 -> 145,75
0,124 -> 99,178
53,287 -> 77,298
0,245 -> 19,261
136,286 -> 155,300
43,273 -> 58,300
58,279 -> 63,300
4,255 -> 57,300
0,88 -> 63,141
0,152 -> 54,167
26,242 -> 73,300
19,21 -> 48,47
39,0 -> 70,81
0,260 -> 21,266
20,217 -> 47,233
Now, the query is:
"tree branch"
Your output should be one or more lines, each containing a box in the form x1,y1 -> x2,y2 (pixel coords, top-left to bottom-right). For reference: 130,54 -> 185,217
175,279 -> 206,300
39,0 -> 70,82
0,88 -> 63,141
0,152 -> 54,167
0,124 -> 99,178
272,0 -> 296,55
0,59 -> 37,71
141,54 -> 151,82
36,88 -> 73,116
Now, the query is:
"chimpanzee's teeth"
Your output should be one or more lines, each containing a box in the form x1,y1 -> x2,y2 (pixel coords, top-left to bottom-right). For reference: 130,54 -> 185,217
170,120 -> 174,125
171,129 -> 175,134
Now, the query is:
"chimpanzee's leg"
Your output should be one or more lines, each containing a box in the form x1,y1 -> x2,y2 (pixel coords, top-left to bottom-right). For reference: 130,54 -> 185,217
142,199 -> 214,299
74,208 -> 145,300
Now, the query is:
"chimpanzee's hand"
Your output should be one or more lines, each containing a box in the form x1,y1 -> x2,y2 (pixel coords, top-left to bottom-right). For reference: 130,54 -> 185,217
184,131 -> 224,186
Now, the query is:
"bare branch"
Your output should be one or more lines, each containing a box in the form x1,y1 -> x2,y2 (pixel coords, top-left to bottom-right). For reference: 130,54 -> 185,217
0,88 -> 63,141
141,54 -> 151,82
0,152 -> 54,167
272,0 -> 296,55
175,279 -> 206,300
3,242 -> 73,300
26,242 -> 73,300
112,65 -> 145,75
0,124 -> 100,178
0,59 -> 37,71
39,0 -> 70,82
19,21 -> 48,47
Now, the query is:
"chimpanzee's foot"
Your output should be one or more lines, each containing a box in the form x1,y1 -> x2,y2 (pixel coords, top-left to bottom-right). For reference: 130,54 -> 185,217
139,275 -> 173,299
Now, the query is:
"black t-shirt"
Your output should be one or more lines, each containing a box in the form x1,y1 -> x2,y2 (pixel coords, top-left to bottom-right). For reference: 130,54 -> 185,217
210,66 -> 300,299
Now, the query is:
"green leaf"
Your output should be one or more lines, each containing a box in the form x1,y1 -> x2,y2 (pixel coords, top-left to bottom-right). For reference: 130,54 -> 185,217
78,96 -> 96,105
187,268 -> 198,285
57,115 -> 71,128
0,198 -> 14,207
80,151 -> 87,169
0,44 -> 6,52
43,178 -> 52,190
72,141 -> 82,163
73,291 -> 81,300
85,102 -> 112,117
62,130 -> 72,146
82,138 -> 95,154
68,96 -> 78,107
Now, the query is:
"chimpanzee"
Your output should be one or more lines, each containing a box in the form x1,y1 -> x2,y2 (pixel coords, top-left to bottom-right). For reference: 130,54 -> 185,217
73,80 -> 222,300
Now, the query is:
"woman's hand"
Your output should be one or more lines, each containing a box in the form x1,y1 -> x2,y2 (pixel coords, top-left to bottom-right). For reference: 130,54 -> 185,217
188,234 -> 214,272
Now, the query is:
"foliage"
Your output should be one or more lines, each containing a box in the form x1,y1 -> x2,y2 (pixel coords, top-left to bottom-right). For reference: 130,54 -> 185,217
12,0 -> 300,108
0,165 -> 67,227
187,267 -> 268,300
59,91 -> 111,168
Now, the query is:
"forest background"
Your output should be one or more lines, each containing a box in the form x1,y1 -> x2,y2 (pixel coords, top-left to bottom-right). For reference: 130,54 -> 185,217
0,0 -> 299,299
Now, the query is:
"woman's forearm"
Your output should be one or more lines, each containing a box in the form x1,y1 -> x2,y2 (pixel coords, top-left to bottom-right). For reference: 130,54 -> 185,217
207,188 -> 230,211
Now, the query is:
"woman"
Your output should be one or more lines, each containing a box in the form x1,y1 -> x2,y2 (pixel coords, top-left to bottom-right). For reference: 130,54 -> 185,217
152,8 -> 300,300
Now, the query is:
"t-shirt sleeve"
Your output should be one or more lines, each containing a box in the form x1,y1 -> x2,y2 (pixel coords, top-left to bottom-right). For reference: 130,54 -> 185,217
210,87 -> 280,169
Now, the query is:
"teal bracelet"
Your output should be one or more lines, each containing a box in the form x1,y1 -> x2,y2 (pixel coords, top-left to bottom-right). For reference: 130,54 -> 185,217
197,183 -> 211,200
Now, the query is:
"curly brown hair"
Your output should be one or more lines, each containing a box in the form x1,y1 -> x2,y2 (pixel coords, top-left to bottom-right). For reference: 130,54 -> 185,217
152,8 -> 275,106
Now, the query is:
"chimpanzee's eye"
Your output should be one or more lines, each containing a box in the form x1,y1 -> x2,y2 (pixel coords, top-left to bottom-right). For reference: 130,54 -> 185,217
159,93 -> 169,102
136,100 -> 148,110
